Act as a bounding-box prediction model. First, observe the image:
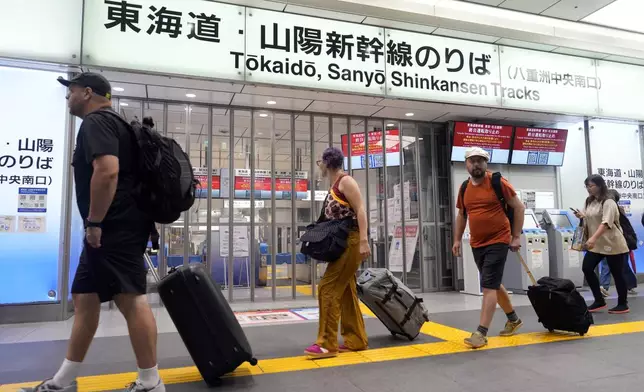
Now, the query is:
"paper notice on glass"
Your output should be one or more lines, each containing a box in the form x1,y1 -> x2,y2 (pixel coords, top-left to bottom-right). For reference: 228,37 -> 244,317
0,215 -> 16,233
523,191 -> 536,210
18,216 -> 46,233
536,192 -> 555,209
568,250 -> 581,268
531,249 -> 544,269
388,224 -> 419,273
219,218 -> 249,257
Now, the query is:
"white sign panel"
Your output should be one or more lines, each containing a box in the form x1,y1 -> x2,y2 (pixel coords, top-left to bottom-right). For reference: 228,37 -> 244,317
244,8 -> 385,94
596,61 -> 644,121
83,0 -> 244,80
387,29 -> 501,106
0,0 -> 82,64
589,122 -> 644,272
498,47 -> 599,115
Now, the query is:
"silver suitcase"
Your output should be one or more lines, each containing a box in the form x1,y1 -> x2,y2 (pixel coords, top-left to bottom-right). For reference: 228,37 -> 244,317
357,268 -> 430,340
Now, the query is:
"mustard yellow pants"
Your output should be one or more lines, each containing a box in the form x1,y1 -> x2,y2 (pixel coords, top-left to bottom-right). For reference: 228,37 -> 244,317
315,231 -> 368,352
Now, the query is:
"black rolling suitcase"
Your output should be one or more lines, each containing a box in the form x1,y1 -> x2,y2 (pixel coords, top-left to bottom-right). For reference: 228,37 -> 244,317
516,253 -> 593,336
149,257 -> 257,386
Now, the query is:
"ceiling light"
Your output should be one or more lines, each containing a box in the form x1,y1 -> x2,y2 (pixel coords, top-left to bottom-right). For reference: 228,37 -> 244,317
405,113 -> 414,117
259,113 -> 268,117
257,132 -> 263,135
113,87 -> 124,92
387,123 -> 395,127
186,93 -> 196,98
120,102 -> 129,107
266,100 -> 277,105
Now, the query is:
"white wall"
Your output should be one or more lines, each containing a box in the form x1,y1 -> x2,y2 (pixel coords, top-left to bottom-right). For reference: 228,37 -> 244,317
451,163 -> 558,206
557,122 -> 588,211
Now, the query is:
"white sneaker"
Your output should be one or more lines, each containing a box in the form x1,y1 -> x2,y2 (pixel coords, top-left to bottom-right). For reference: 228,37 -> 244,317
124,380 -> 166,392
600,287 -> 610,298
628,288 -> 638,296
20,379 -> 77,391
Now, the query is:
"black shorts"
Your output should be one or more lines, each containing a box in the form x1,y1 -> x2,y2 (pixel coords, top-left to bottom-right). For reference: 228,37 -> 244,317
472,243 -> 509,290
71,226 -> 150,303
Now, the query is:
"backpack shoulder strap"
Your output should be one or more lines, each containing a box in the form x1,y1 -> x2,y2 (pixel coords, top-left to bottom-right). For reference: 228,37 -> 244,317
92,108 -> 142,141
459,180 -> 469,217
491,172 -> 507,206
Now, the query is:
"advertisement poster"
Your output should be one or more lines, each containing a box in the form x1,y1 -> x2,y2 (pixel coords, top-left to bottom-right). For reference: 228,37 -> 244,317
388,224 -> 419,273
194,168 -> 221,198
590,122 -> 644,273
233,169 -> 308,200
511,127 -> 568,166
451,122 -> 513,164
0,68 -> 67,304
341,130 -> 401,169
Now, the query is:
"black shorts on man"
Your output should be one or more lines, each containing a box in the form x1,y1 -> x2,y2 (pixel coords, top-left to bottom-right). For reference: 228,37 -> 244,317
471,243 -> 509,290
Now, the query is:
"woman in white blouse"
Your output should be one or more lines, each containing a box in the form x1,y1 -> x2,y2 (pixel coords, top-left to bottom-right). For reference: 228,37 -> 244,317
575,174 -> 630,314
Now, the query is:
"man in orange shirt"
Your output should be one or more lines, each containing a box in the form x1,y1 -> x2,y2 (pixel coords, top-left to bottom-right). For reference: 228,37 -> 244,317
453,147 -> 526,349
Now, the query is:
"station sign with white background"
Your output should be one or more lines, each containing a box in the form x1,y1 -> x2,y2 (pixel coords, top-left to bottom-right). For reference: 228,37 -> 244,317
1,0 -> 641,121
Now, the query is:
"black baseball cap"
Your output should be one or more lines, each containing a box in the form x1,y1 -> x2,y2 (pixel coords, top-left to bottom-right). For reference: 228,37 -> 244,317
57,72 -> 112,99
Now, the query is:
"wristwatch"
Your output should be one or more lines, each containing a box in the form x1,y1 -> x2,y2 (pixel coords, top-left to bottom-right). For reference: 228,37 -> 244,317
86,219 -> 102,229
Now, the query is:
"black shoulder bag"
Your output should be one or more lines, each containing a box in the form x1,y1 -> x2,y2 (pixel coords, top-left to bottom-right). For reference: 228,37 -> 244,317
299,192 -> 354,262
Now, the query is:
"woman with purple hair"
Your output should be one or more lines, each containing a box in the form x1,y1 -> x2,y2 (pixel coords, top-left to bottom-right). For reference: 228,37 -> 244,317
304,147 -> 370,358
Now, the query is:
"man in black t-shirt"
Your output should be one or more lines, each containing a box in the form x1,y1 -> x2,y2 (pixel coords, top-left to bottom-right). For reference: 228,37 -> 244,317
22,73 -> 164,392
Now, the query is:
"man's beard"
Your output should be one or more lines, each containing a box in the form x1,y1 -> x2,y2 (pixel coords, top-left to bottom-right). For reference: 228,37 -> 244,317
470,168 -> 485,179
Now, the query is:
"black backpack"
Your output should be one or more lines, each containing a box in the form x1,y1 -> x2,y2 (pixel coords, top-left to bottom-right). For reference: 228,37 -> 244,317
460,172 -> 514,227
98,110 -> 198,224
618,210 -> 638,250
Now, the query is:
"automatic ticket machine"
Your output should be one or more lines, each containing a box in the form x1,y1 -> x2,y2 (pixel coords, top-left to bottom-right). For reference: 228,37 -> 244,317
541,209 -> 584,287
503,209 -> 550,293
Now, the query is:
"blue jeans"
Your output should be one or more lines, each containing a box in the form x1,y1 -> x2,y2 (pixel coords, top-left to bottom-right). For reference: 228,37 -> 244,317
600,258 -> 637,290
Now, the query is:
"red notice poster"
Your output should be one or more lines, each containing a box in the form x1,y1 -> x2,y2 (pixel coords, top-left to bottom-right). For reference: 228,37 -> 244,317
451,122 -> 513,164
511,127 -> 568,166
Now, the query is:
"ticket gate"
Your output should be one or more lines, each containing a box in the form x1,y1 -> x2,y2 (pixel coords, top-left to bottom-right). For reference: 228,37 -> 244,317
542,209 -> 584,287
503,209 -> 550,293
460,231 -> 483,296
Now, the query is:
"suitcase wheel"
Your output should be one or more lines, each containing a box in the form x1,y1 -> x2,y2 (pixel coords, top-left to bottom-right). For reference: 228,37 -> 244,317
579,333 -> 585,337
548,329 -> 554,333
249,358 -> 258,366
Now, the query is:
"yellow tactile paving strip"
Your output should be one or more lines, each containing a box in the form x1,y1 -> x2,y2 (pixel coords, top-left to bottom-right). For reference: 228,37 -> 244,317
3,320 -> 644,392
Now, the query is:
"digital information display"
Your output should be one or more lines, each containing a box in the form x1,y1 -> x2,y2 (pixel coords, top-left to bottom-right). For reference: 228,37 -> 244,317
510,127 -> 568,166
451,122 -> 513,164
342,130 -> 402,170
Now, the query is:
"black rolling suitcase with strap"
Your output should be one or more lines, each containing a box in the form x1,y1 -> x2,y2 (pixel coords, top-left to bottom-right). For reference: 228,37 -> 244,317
147,257 -> 257,386
516,252 -> 593,336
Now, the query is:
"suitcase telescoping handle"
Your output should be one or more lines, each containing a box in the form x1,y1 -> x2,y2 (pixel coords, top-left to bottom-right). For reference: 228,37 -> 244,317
144,253 -> 161,283
516,251 -> 537,286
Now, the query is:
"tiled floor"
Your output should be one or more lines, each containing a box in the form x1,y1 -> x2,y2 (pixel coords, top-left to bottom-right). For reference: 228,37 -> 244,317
0,291 -> 533,344
2,294 -> 643,392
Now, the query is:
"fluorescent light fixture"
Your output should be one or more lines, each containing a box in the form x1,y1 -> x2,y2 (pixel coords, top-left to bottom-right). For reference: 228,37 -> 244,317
405,113 -> 414,117
186,93 -> 196,98
113,87 -> 124,92
266,100 -> 277,105
387,123 -> 395,127
259,113 -> 268,117
120,102 -> 129,106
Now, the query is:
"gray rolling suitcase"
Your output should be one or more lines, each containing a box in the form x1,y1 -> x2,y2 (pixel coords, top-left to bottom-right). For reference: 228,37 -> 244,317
357,268 -> 430,340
